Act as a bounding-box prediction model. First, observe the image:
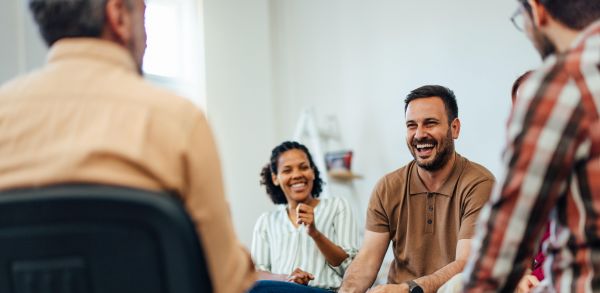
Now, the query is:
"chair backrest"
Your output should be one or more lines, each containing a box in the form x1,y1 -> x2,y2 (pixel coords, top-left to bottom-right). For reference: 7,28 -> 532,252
0,184 -> 213,293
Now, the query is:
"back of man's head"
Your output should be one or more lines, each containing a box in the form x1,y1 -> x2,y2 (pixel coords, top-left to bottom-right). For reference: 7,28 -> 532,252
29,0 -> 131,47
531,0 -> 600,30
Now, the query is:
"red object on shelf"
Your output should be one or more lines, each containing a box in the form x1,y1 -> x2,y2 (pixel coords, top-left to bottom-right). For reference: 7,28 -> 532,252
325,150 -> 353,171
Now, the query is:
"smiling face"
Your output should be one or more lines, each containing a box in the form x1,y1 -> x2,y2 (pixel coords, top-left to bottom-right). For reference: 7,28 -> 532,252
271,149 -> 315,205
405,97 -> 459,172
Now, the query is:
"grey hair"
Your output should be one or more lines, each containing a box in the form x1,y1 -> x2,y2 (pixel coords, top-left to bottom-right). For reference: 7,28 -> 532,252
28,0 -> 132,46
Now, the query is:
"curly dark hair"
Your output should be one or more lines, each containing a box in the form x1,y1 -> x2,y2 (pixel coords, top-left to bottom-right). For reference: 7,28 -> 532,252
260,141 -> 324,204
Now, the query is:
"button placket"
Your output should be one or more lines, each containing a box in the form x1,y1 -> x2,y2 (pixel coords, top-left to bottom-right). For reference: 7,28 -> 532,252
426,192 -> 434,233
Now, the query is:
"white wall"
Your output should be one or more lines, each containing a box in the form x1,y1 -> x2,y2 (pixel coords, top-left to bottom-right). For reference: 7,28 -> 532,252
0,0 -> 47,83
0,1 -> 20,82
203,0 -> 277,246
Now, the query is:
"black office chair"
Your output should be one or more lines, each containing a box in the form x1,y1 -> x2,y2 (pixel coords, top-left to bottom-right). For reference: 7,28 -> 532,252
0,184 -> 213,293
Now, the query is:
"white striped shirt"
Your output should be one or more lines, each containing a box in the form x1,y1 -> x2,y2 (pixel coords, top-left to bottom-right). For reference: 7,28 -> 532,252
251,196 -> 360,289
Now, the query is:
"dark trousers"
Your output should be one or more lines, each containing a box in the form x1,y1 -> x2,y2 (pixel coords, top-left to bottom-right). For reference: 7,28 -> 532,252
248,280 -> 334,293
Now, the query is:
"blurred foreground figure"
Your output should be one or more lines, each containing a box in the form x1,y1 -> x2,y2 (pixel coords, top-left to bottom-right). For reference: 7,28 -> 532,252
463,0 -> 600,291
0,1 -> 256,292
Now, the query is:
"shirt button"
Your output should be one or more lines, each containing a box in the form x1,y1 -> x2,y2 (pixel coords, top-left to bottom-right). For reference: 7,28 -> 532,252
427,219 -> 432,224
429,206 -> 433,211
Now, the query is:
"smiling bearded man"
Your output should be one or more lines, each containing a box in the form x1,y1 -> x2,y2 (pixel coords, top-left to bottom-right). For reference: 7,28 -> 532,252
339,85 -> 495,293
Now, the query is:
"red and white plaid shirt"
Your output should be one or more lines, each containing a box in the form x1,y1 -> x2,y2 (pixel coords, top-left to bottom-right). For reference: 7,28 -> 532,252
463,20 -> 600,292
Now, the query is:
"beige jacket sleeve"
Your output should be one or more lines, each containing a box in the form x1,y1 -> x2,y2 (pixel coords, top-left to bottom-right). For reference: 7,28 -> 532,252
181,111 -> 256,293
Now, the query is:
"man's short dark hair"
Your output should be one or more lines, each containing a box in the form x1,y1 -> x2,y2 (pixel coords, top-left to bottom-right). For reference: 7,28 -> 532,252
404,85 -> 459,123
521,0 -> 600,30
28,0 -> 132,46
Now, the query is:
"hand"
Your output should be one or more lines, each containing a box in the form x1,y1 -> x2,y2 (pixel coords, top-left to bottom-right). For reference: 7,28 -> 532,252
296,203 -> 319,238
369,283 -> 409,293
287,267 -> 315,285
516,274 -> 540,293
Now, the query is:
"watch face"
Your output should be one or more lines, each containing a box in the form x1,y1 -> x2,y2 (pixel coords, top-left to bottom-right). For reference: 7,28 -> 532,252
411,286 -> 424,293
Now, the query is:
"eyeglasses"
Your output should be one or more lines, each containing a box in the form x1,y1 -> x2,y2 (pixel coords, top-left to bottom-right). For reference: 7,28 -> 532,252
510,5 -> 526,32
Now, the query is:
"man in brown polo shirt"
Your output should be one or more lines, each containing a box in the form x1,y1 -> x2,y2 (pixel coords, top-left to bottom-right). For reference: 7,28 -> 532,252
0,0 -> 255,292
339,85 -> 494,293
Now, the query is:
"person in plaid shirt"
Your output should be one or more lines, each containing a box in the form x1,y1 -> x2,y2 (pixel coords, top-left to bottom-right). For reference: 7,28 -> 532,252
462,0 -> 600,292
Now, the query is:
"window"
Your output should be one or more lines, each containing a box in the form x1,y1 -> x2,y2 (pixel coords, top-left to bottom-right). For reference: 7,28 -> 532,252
143,0 -> 206,109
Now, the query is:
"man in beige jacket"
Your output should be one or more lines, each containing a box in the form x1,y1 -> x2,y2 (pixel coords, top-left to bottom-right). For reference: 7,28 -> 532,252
0,0 -> 256,292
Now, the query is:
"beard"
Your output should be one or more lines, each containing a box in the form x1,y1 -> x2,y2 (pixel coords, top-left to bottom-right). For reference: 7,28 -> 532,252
409,129 -> 455,172
530,23 -> 557,59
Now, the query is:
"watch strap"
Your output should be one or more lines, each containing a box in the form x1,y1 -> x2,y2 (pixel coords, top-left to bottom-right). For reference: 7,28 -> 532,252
405,280 -> 423,293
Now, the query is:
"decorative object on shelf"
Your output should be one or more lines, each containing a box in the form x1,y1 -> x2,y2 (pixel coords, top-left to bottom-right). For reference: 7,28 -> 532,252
325,150 -> 353,172
325,150 -> 362,181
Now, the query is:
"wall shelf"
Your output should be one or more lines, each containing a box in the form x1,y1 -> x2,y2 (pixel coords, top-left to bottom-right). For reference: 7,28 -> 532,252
328,170 -> 362,181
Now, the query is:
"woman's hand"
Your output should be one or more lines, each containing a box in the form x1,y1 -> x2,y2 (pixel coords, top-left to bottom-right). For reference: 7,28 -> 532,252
296,201 -> 350,268
296,203 -> 320,238
287,267 -> 315,285
516,274 -> 540,293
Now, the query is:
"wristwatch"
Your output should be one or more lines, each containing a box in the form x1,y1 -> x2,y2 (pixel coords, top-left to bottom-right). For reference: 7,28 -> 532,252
405,280 -> 424,293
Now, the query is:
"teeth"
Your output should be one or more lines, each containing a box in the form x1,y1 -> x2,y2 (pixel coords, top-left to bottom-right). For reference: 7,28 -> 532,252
416,144 -> 434,149
291,183 -> 306,188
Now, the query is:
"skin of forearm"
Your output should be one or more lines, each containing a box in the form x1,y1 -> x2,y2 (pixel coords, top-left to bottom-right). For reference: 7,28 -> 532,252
311,231 -> 349,266
257,270 -> 288,282
339,254 -> 380,293
415,259 -> 467,293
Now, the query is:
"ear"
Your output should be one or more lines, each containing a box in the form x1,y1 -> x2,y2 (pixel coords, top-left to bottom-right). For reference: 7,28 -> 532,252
105,0 -> 132,45
271,173 -> 280,186
451,118 -> 461,139
527,0 -> 549,28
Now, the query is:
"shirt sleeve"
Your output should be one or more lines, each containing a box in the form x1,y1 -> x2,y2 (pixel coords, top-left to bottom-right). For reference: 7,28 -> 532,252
328,197 -> 361,276
463,73 -> 585,292
251,213 -> 272,272
457,178 -> 495,240
366,177 -> 391,233
182,110 -> 256,293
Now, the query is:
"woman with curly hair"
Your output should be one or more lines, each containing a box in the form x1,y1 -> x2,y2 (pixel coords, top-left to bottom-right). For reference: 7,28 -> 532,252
249,141 -> 359,293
